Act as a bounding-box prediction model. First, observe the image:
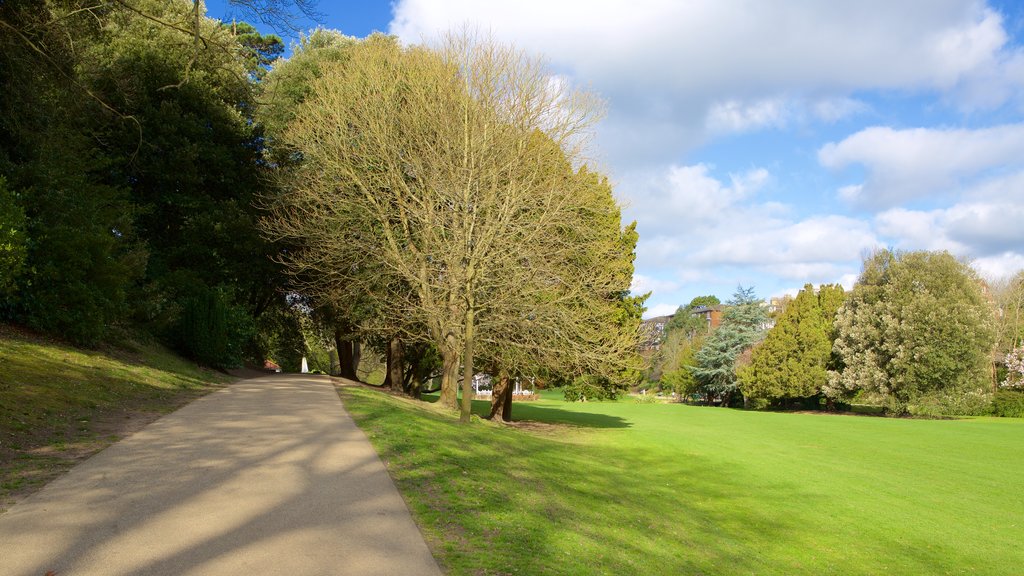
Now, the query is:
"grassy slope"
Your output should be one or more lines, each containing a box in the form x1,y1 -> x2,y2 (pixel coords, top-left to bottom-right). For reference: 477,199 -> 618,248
341,386 -> 1024,575
0,325 -> 230,509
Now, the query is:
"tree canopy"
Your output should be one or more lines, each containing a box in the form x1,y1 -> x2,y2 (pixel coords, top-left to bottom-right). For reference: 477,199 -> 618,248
263,32 -> 643,420
692,286 -> 767,405
738,284 -> 843,405
825,250 -> 994,415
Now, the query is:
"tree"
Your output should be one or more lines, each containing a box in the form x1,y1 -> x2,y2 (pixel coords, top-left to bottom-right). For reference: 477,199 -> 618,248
692,286 -> 767,406
825,250 -> 994,415
648,295 -> 719,384
0,177 -> 26,295
991,271 -> 1024,389
265,32 -> 639,422
738,284 -> 836,406
0,0 -> 145,344
660,334 -> 704,400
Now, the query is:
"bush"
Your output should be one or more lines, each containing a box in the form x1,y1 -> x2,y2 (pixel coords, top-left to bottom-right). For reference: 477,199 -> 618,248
907,390 -> 992,418
992,390 -> 1024,418
563,374 -> 624,401
0,176 -> 27,295
175,285 -> 253,369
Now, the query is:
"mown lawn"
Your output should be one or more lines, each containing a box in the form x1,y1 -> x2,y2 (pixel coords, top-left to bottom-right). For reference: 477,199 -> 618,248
340,386 -> 1024,575
0,325 -> 229,509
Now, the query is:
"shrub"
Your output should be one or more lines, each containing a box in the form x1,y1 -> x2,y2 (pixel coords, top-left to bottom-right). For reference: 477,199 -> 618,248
992,390 -> 1024,418
175,285 -> 254,369
906,390 -> 992,417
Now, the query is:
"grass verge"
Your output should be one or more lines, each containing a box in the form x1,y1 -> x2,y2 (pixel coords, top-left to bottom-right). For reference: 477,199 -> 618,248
0,325 -> 230,511
340,385 -> 1024,575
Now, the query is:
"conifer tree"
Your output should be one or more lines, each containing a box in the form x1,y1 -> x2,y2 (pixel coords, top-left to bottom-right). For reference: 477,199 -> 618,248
738,284 -> 832,405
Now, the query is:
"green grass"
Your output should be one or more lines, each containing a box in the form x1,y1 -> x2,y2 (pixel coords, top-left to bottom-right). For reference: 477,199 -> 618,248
341,386 -> 1024,575
0,325 -> 230,509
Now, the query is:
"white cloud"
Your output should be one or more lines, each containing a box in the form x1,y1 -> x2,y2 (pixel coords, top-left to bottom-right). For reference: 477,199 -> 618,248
620,163 -> 772,237
630,273 -> 681,296
876,199 -> 1024,259
643,303 -> 680,319
706,98 -> 791,133
819,123 -> 1024,208
972,253 -> 1024,281
391,1 -> 1024,161
385,0 -> 1024,299
706,97 -> 868,134
623,163 -> 880,297
812,97 -> 870,123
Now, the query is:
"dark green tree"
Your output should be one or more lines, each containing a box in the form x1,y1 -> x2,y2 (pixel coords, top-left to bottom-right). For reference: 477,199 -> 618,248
738,284 -> 833,406
692,286 -> 767,406
0,177 -> 26,295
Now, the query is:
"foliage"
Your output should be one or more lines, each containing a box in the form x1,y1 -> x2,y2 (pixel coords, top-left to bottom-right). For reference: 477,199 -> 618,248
660,334 -> 704,397
258,28 -> 359,144
0,176 -> 26,295
224,21 -> 285,79
1003,346 -> 1024,389
647,295 -> 718,384
738,284 -> 839,405
693,286 -> 768,401
825,250 -> 995,415
562,374 -> 625,402
174,285 -> 255,369
991,389 -> 1024,418
0,1 -> 289,356
265,32 -> 641,419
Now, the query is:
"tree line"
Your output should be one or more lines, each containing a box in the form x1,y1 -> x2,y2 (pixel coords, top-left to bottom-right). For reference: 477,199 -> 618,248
648,250 -> 1024,416
0,2 -> 646,422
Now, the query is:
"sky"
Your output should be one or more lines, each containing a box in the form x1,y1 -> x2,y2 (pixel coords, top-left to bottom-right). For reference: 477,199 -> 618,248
208,0 -> 1024,318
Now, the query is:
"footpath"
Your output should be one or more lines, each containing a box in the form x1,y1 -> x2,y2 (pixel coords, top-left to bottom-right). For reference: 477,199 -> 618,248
0,374 -> 442,576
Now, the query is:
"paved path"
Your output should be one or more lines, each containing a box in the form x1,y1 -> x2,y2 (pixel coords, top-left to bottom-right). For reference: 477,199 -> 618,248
0,374 -> 442,576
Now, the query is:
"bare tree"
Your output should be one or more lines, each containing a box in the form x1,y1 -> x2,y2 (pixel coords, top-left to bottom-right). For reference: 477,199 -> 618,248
265,32 -> 640,422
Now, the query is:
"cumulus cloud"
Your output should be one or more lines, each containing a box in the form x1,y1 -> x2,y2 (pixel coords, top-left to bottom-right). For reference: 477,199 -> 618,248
385,0 -> 1024,299
706,97 -> 868,134
391,0 -> 1024,161
819,123 -> 1024,208
875,198 -> 1024,260
622,163 -> 881,299
643,303 -> 681,319
630,274 -> 681,296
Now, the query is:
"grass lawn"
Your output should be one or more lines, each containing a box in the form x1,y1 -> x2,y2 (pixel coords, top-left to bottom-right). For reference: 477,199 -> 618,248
0,325 -> 230,510
340,386 -> 1024,575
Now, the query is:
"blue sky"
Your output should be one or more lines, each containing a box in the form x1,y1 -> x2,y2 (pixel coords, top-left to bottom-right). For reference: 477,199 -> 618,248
208,0 -> 1024,317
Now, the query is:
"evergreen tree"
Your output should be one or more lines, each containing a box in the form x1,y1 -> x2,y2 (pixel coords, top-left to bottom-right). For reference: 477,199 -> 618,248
693,286 -> 767,405
738,284 -> 832,405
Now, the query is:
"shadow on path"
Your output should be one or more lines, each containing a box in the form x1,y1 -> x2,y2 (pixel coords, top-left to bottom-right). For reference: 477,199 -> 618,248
0,374 -> 441,576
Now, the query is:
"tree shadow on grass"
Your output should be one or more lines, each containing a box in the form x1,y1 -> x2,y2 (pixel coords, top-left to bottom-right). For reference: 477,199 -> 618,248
419,393 -> 631,428
347,387 -> 807,575
508,402 -> 631,429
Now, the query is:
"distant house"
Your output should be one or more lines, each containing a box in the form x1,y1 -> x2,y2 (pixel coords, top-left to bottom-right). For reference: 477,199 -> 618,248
640,314 -> 674,350
690,305 -> 723,331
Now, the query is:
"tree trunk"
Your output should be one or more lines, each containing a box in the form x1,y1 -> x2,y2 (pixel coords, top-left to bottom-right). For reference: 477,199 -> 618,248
387,336 -> 404,393
502,376 -> 513,421
439,336 -> 459,409
488,372 -> 511,421
334,326 -> 357,380
352,341 -> 361,376
460,308 -> 475,423
404,362 -> 421,399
